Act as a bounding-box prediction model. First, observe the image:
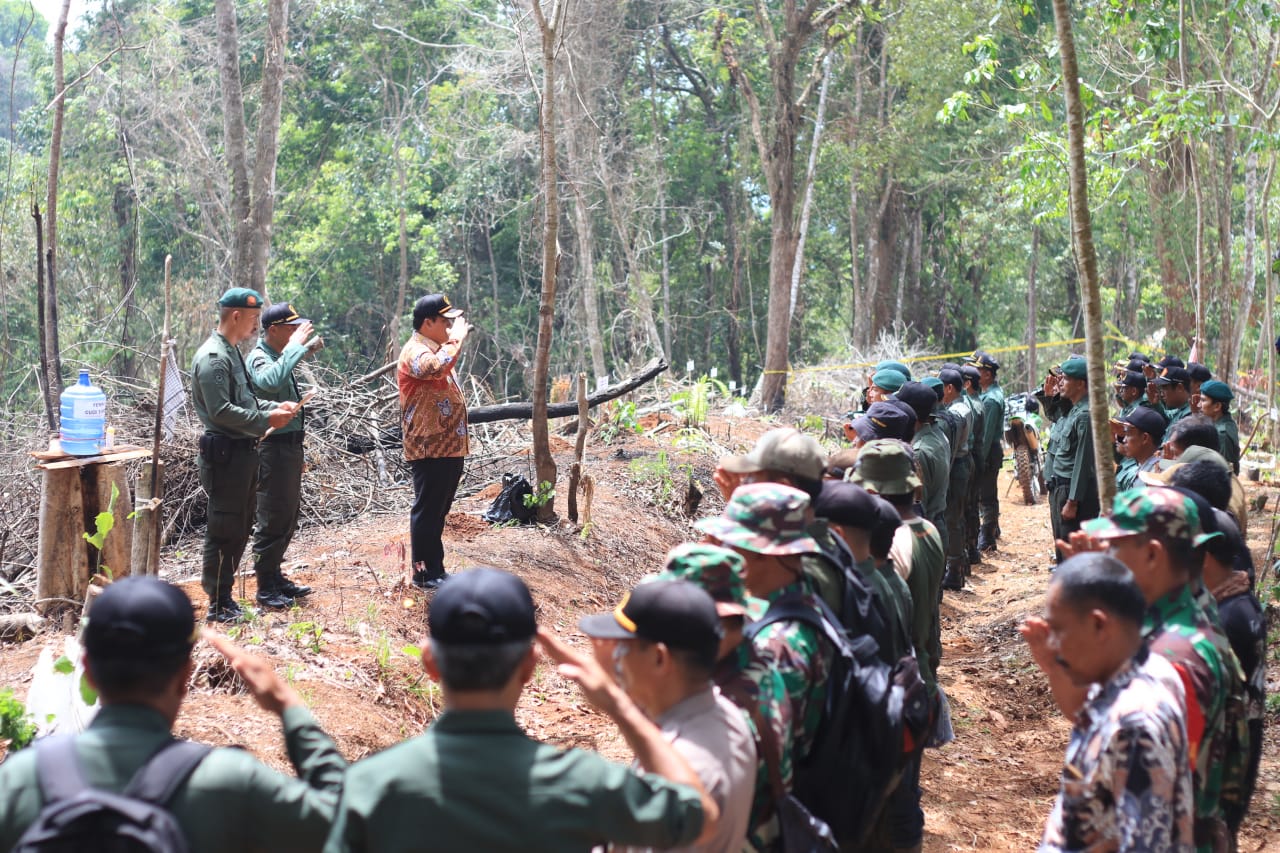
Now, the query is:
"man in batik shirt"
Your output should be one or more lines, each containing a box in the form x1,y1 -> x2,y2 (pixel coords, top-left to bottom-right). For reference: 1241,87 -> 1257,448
1084,488 -> 1247,853
1020,553 -> 1193,852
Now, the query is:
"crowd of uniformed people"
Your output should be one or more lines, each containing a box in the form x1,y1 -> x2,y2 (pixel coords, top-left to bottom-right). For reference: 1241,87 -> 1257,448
0,295 -> 1268,853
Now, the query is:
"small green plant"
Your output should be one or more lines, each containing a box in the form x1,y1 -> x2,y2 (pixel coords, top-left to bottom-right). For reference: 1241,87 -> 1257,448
798,413 -> 825,433
522,480 -> 556,510
599,400 -> 642,443
287,620 -> 325,653
283,663 -> 300,684
83,481 -> 119,577
52,655 -> 98,706
673,375 -> 729,429
0,688 -> 36,750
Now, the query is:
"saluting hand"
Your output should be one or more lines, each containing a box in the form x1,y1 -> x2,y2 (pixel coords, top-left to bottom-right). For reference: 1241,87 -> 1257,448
1018,616 -> 1056,675
712,464 -> 743,501
205,631 -> 302,715
450,317 -> 472,341
287,321 -> 316,350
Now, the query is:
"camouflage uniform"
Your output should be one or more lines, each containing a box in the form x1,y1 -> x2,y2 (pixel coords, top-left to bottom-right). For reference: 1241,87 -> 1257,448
1085,489 -> 1251,853
694,485 -> 834,768
656,543 -> 791,852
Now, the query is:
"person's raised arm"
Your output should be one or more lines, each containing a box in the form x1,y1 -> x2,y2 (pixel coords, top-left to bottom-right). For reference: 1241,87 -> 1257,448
537,628 -> 720,846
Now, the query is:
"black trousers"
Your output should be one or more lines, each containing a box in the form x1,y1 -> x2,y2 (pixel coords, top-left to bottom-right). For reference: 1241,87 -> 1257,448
979,441 -> 1001,529
945,456 -> 972,560
409,456 -> 465,578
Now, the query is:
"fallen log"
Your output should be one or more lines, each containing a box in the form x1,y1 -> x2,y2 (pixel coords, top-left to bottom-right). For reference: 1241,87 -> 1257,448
0,612 -> 44,641
469,358 -> 668,425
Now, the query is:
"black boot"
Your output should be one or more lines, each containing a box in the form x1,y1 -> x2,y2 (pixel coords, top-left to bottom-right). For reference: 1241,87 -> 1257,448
207,596 -> 248,623
978,524 -> 998,553
942,560 -> 965,591
255,583 -> 295,609
411,571 -> 449,591
967,546 -> 982,564
280,576 -> 313,598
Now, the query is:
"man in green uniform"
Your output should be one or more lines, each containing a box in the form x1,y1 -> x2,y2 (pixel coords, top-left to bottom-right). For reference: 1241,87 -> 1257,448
896,381 -> 951,547
247,301 -> 322,604
1153,365 -> 1193,426
326,568 -> 717,852
0,576 -> 347,852
1046,355 -> 1098,564
939,367 -> 974,589
192,288 -> 300,622
968,351 -> 1005,552
1113,406 -> 1167,492
1197,380 -> 1239,474
1114,369 -> 1147,418
959,365 -> 986,564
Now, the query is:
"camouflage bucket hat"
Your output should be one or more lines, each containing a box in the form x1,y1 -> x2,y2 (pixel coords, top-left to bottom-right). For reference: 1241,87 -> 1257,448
847,439 -> 921,496
657,542 -> 764,619
693,483 -> 822,557
1083,486 -> 1223,547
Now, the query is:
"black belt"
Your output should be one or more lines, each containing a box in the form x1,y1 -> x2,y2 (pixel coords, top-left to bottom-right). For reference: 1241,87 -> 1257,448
262,432 -> 304,445
203,432 -> 258,450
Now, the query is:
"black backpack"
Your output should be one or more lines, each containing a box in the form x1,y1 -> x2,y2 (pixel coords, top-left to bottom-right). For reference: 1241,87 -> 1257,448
811,532 -> 894,666
747,593 -> 932,849
14,736 -> 211,853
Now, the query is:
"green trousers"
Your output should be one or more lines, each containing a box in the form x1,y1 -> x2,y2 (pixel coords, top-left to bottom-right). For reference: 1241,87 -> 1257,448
253,437 -> 304,587
199,440 -> 259,600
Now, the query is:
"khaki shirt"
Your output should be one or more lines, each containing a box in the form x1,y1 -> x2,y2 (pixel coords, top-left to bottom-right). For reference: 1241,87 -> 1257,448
192,330 -> 275,437
397,332 -> 469,460
618,688 -> 756,853
324,709 -> 704,853
0,704 -> 346,853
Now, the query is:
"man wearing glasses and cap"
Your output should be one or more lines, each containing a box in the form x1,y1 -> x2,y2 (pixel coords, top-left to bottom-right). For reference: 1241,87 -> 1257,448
247,301 -> 323,608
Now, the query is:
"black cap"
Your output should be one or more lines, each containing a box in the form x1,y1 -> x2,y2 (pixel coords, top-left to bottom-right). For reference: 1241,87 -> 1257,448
84,577 -> 198,660
894,381 -> 937,423
1115,370 -> 1146,391
1187,362 -> 1212,383
852,401 -> 915,442
1128,352 -> 1150,364
1152,366 -> 1191,388
814,481 -> 879,529
428,568 -> 536,645
1157,355 -> 1185,369
1123,359 -> 1148,373
867,494 -> 902,558
967,350 -> 1000,371
938,367 -> 963,390
959,364 -> 982,385
1119,406 -> 1169,444
578,580 -> 722,655
413,293 -> 464,329
261,302 -> 308,329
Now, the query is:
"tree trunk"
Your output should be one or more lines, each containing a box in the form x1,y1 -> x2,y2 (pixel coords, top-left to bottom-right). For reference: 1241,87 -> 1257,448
246,0 -> 290,299
113,180 -> 139,380
131,462 -> 164,577
1028,225 -> 1039,391
215,0 -> 252,288
530,0 -> 567,523
44,0 -> 69,399
36,466 -> 87,612
1051,0 -> 1115,508
1227,150 -> 1258,378
571,190 -> 607,381
790,54 -> 832,321
33,202 -> 55,432
90,464 -> 133,580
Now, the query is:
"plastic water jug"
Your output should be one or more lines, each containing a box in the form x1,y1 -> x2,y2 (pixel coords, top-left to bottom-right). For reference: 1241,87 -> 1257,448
60,369 -> 107,456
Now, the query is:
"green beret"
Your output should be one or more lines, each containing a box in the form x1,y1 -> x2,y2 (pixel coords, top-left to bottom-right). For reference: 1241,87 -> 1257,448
218,287 -> 264,309
921,376 -> 943,391
1198,379 -> 1233,403
1060,356 -> 1087,379
872,369 -> 908,393
875,360 -> 912,381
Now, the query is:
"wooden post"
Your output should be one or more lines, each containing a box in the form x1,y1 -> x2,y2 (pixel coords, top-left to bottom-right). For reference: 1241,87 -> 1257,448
567,373 -> 588,523
131,461 -> 164,577
89,463 -> 133,579
36,467 -> 88,612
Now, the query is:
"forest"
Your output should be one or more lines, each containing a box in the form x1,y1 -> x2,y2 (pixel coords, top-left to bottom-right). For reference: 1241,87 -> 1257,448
0,0 -> 1277,418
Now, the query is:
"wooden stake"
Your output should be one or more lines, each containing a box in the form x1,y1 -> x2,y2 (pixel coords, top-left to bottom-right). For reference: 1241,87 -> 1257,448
131,461 -> 165,577
567,373 -> 587,523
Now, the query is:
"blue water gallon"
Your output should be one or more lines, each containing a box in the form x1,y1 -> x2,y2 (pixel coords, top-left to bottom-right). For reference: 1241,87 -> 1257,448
60,369 -> 107,456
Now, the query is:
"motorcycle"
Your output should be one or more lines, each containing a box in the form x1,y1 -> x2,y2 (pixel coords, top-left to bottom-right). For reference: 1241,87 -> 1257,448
1004,392 -> 1045,505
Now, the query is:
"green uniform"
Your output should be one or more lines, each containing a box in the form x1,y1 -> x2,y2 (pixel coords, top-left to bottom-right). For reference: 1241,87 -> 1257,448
192,331 -> 278,601
963,393 -> 986,555
852,557 -> 913,666
912,422 -> 951,547
1163,401 -> 1191,425
977,383 -> 1005,540
944,398 -> 975,572
324,709 -> 704,853
1214,415 -> 1240,474
1047,398 -> 1098,560
247,339 -> 309,585
893,519 -> 944,699
0,704 -> 345,852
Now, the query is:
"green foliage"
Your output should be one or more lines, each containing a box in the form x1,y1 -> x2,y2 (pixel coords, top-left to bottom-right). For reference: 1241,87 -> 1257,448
672,375 -> 728,429
286,621 -> 325,654
522,481 -> 556,510
83,481 -> 119,553
0,688 -> 36,750
598,400 -> 642,444
51,655 -> 98,707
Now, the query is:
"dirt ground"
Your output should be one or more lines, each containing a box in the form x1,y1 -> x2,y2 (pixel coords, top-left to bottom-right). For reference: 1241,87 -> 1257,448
2,413 -> 1278,851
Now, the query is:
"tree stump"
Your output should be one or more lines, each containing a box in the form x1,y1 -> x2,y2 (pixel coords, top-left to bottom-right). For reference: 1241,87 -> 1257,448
36,467 -> 88,612
89,463 -> 133,579
131,462 -> 165,577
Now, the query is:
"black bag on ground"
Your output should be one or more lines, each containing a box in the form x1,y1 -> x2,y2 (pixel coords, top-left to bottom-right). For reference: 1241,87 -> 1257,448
481,473 -> 535,524
746,593 -> 932,849
14,735 -> 211,853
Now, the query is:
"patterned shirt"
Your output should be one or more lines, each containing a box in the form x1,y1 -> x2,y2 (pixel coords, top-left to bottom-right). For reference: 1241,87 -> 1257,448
397,331 -> 469,460
1040,650 -> 1194,853
1144,584 -> 1246,852
714,640 -> 795,852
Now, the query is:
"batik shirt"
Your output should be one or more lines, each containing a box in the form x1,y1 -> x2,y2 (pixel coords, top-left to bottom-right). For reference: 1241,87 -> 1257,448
397,331 -> 469,461
1039,650 -> 1194,853
1144,584 -> 1247,852
715,639 -> 794,852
